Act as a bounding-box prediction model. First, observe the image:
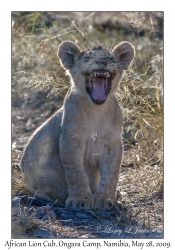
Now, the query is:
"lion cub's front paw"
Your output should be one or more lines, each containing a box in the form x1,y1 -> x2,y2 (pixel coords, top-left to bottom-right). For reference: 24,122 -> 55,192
94,195 -> 122,210
66,193 -> 94,210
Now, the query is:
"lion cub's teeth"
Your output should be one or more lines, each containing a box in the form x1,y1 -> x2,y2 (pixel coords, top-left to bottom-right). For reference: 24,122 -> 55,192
91,72 -> 110,77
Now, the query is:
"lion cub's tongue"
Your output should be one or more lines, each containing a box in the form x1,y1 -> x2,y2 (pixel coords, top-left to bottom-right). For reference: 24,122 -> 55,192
91,77 -> 106,101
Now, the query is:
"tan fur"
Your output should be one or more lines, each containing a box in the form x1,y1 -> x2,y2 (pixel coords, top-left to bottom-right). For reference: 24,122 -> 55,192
21,41 -> 135,210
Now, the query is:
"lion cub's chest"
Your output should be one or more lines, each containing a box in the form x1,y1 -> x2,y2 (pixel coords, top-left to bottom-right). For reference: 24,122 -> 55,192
83,112 -> 119,165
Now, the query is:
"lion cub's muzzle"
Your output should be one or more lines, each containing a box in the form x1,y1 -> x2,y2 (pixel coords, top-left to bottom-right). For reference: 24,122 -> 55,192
86,70 -> 112,105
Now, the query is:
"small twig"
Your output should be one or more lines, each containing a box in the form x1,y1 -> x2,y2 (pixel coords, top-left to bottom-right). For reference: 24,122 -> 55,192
152,204 -> 158,231
89,210 -> 104,223
27,190 -> 38,208
66,15 -> 91,48
133,208 -> 142,218
110,39 -> 116,52
46,209 -> 52,225
41,30 -> 76,42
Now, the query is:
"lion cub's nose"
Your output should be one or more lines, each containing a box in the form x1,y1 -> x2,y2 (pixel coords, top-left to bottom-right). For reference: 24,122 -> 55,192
95,60 -> 107,67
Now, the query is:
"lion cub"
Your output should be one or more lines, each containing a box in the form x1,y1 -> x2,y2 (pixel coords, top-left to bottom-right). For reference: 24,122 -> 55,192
21,41 -> 135,210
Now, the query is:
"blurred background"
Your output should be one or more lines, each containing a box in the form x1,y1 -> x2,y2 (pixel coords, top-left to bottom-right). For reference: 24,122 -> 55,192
12,12 -> 163,238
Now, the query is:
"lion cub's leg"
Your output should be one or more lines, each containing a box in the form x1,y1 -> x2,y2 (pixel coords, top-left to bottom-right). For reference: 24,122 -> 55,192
94,140 -> 123,210
60,134 -> 94,210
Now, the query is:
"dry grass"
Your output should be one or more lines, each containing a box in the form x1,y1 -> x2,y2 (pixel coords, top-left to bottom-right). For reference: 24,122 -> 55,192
12,11 -> 163,238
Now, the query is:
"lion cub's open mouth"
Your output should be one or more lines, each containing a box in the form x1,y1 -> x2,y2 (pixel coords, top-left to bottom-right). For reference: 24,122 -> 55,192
86,71 -> 112,105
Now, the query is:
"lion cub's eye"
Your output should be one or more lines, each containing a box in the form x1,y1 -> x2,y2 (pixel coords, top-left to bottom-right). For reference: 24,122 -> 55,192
107,57 -> 117,63
82,56 -> 91,62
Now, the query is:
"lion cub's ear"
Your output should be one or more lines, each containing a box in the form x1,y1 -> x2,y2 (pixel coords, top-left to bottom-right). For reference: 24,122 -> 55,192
112,42 -> 135,70
58,41 -> 81,69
